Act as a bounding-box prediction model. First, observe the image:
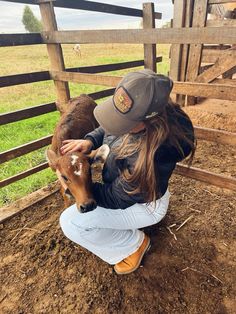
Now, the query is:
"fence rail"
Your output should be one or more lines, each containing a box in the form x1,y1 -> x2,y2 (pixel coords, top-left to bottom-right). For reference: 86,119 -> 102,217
2,27 -> 236,47
2,0 -> 161,18
0,102 -> 57,125
175,164 -> 236,192
208,0 -> 236,4
0,57 -> 162,88
0,33 -> 43,47
0,135 -> 52,164
0,162 -> 49,188
42,27 -> 236,45
49,71 -> 236,101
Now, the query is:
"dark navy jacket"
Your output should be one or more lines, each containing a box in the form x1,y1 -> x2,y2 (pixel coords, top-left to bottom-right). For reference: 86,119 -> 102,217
85,107 -> 194,209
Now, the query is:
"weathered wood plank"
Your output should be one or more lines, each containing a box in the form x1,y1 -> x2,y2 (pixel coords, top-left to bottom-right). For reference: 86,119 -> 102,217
169,0 -> 186,82
212,78 -> 236,85
39,1 -> 70,112
209,0 -> 236,4
0,182 -> 60,223
207,19 -> 236,27
173,81 -> 236,101
196,53 -> 236,83
186,0 -> 208,105
175,164 -> 236,191
69,57 -> 162,74
0,71 -> 50,88
170,0 -> 188,104
42,27 -> 236,45
51,71 -> 236,101
143,2 -> 156,72
4,0 -> 162,19
0,33 -> 43,47
0,88 -> 116,126
178,0 -> 194,105
0,102 -> 57,125
0,162 -> 49,188
202,48 -> 236,63
194,126 -> 236,146
51,71 -> 122,87
89,88 -> 115,100
0,135 -> 52,164
0,58 -> 162,88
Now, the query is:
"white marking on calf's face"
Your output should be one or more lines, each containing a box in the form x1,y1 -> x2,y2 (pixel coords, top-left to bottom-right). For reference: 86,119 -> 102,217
71,155 -> 79,166
74,162 -> 83,176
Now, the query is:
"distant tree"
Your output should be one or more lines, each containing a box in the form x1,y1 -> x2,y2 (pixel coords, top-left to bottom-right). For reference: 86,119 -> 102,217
22,5 -> 43,32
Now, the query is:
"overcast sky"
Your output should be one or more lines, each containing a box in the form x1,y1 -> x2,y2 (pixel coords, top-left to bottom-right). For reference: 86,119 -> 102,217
0,0 -> 173,33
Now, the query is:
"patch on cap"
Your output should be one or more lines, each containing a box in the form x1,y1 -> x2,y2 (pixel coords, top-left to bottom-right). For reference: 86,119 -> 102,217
113,86 -> 133,114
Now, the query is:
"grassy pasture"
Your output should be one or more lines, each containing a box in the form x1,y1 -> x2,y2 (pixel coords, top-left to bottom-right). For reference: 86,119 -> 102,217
0,43 -> 170,206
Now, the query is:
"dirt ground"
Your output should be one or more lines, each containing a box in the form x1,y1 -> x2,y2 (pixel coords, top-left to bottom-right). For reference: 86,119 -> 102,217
0,100 -> 236,314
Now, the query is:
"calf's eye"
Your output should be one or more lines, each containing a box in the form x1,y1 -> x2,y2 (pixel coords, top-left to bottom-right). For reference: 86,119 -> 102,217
61,175 -> 68,182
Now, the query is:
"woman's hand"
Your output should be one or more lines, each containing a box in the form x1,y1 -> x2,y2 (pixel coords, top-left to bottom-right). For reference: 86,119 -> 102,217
60,139 -> 93,155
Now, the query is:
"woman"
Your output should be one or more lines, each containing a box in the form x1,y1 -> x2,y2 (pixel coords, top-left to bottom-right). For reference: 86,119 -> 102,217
59,69 -> 195,275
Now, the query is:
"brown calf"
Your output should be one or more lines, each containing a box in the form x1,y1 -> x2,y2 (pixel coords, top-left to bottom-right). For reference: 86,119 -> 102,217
47,94 -> 99,213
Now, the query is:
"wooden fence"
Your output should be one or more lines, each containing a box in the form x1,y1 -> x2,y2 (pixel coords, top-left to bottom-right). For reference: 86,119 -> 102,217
0,0 -> 236,208
170,0 -> 236,105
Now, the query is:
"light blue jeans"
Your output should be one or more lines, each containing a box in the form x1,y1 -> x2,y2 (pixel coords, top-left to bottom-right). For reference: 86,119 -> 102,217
60,190 -> 170,264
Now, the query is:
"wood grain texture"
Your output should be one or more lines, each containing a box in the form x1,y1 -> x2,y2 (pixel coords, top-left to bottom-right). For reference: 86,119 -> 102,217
0,163 -> 49,188
169,0 -> 186,81
39,1 -> 70,110
0,103 -> 57,125
202,48 -> 236,63
196,53 -> 236,83
0,135 -> 53,164
207,19 -> 236,27
143,2 -> 156,72
186,0 -> 208,105
175,164 -> 236,191
0,33 -> 43,47
209,0 -> 236,3
194,126 -> 236,146
0,182 -> 60,223
42,27 -> 236,45
3,0 -> 162,18
51,71 -> 236,101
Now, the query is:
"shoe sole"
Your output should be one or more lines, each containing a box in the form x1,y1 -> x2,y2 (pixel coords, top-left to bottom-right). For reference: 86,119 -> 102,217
114,237 -> 151,275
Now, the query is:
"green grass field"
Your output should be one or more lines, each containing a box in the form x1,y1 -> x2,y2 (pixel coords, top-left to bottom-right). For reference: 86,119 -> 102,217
0,43 -> 170,206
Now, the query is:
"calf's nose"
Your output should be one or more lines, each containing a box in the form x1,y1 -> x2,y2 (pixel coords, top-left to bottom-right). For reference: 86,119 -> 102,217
79,200 -> 97,213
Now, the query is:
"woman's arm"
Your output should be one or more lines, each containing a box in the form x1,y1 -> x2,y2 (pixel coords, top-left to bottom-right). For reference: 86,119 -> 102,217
92,177 -> 146,209
84,126 -> 105,150
60,126 -> 105,154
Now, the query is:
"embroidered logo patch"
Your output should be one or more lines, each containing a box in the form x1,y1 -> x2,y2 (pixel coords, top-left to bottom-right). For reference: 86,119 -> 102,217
113,86 -> 133,114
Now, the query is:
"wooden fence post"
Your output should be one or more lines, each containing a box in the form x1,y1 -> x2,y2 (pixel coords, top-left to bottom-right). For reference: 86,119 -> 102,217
179,0 -> 194,106
169,0 -> 187,103
39,0 -> 70,113
143,2 -> 156,72
185,0 -> 208,105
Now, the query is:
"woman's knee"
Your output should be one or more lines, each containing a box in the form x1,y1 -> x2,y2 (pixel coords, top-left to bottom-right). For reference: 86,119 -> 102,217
59,204 -> 92,234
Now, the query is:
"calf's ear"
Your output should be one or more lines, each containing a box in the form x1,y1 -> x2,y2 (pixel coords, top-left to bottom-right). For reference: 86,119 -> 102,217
46,149 -> 58,171
87,144 -> 110,164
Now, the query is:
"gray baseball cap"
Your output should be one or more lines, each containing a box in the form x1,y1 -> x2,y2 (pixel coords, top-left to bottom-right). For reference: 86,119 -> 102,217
94,69 -> 173,136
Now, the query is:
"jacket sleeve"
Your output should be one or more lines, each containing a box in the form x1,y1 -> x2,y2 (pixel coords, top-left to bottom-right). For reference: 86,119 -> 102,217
92,176 -> 146,209
84,126 -> 105,149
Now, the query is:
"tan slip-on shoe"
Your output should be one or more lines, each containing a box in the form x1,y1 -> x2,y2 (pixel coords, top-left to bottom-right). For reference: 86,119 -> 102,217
114,234 -> 151,275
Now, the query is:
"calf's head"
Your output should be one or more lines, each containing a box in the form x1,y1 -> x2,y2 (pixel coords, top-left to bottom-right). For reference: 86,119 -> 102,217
47,149 -> 96,213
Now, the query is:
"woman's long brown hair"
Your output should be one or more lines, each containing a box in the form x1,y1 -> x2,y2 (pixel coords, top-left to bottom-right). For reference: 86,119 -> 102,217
115,100 -> 196,203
